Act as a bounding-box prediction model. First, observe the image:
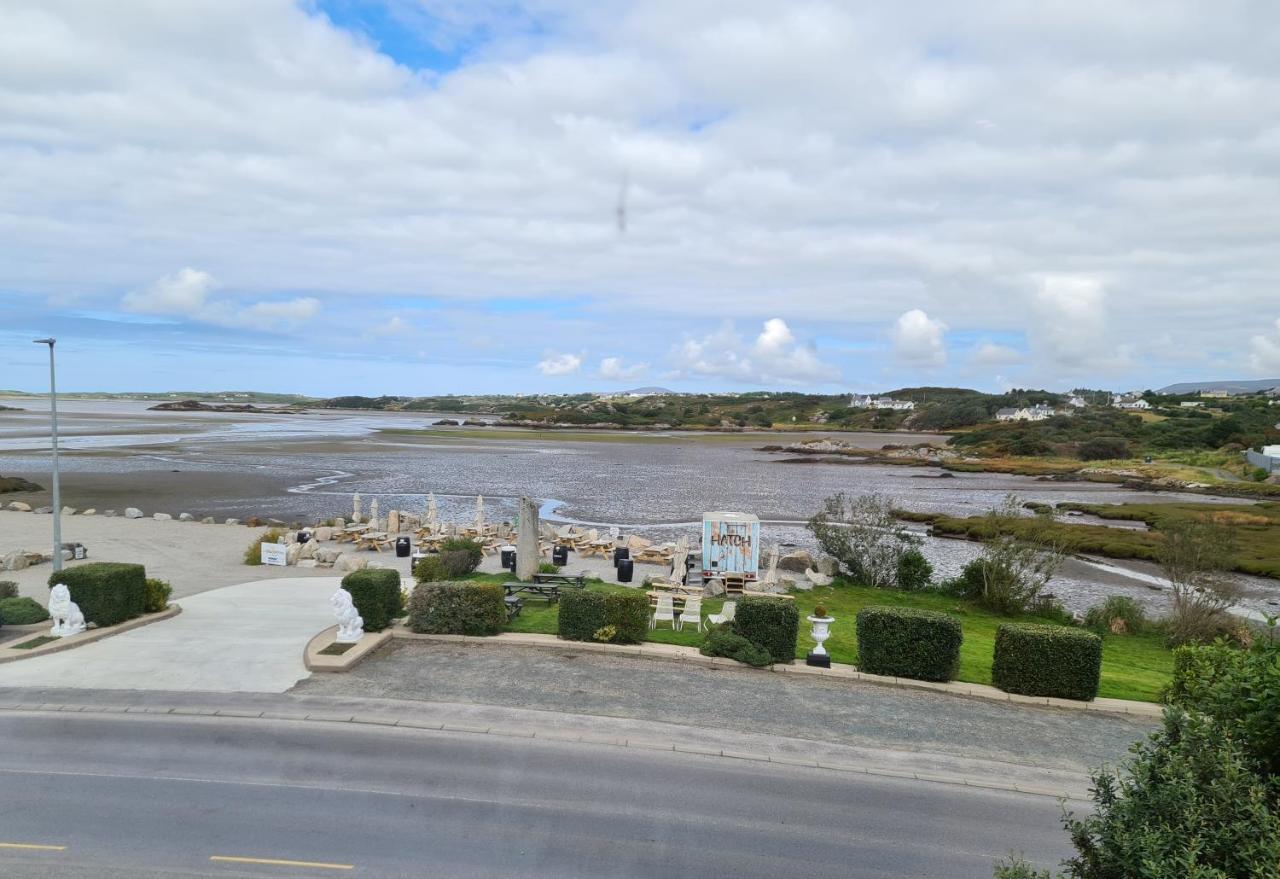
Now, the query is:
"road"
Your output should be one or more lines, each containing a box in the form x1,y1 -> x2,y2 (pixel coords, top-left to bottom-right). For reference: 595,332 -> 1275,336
0,708 -> 1073,878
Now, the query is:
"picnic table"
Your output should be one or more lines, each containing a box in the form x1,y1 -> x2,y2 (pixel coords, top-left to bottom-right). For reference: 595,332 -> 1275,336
355,531 -> 390,551
531,572 -> 586,589
503,581 -> 565,603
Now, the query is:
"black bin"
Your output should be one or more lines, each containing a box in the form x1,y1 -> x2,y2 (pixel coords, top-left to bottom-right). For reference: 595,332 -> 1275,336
501,546 -> 517,569
617,558 -> 634,583
552,545 -> 569,566
297,531 -> 311,544
395,536 -> 411,558
613,547 -> 630,568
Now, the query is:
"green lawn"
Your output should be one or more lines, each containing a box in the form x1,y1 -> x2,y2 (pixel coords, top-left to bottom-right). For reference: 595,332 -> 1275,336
481,574 -> 1173,702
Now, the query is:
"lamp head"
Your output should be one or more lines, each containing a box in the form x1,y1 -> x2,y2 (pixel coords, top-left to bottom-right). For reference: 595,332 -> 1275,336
33,338 -> 55,346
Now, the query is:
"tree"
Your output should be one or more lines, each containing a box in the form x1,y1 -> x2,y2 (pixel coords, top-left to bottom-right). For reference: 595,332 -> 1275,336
971,496 -> 1065,615
807,493 -> 919,588
1158,517 -> 1241,645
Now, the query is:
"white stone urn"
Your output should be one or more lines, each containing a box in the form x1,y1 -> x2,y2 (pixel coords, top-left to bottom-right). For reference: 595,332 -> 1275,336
806,613 -> 835,657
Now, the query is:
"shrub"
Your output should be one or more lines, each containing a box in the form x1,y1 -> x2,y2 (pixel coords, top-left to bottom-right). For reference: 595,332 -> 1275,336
992,858 -> 1050,879
895,548 -> 934,591
733,597 -> 799,664
808,492 -> 919,587
437,538 -> 483,574
856,606 -> 962,682
558,590 -> 605,641
992,623 -> 1102,701
0,596 -> 50,625
1082,595 -> 1146,635
593,625 -> 618,642
700,624 -> 772,667
538,561 -> 560,574
1077,436 -> 1130,460
48,562 -> 146,626
412,554 -> 446,583
143,578 -> 172,613
242,528 -> 287,565
603,591 -> 649,644
341,568 -> 401,632
408,581 -> 505,636
0,581 -> 18,599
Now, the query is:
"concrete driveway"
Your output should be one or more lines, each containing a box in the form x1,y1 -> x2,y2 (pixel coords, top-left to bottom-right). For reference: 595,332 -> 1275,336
0,577 -> 339,692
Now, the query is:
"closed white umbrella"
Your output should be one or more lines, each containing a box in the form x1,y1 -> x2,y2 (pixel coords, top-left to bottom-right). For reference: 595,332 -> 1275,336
474,495 -> 485,533
370,498 -> 380,531
761,543 -> 780,587
671,535 -> 690,583
352,492 -> 362,523
426,493 -> 438,532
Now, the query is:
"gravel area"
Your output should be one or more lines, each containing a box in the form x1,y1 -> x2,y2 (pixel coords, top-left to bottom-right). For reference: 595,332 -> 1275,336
292,641 -> 1156,774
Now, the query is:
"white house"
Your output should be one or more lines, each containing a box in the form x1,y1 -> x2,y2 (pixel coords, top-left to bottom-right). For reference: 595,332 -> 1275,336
848,395 -> 914,411
1180,401 -> 1204,408
995,404 -> 1055,422
1112,394 -> 1151,410
1066,395 -> 1087,408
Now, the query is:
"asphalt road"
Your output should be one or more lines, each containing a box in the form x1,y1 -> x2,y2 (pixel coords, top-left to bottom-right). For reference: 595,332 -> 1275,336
0,710 -> 1072,878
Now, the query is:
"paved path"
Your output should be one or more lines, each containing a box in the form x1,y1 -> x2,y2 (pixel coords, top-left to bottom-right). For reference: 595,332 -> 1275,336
0,577 -> 339,692
0,706 -> 1072,878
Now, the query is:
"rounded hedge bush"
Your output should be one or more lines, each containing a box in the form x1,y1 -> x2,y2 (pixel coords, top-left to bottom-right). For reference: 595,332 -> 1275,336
341,568 -> 402,632
408,581 -> 506,636
144,578 -> 172,613
559,590 -> 605,641
0,596 -> 50,625
558,590 -> 649,644
856,606 -> 962,682
992,622 -> 1102,701
700,624 -> 772,667
732,597 -> 799,664
602,591 -> 649,644
48,562 -> 146,627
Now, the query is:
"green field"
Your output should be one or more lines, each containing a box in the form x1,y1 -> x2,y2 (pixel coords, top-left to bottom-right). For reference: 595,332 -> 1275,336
475,574 -> 1173,702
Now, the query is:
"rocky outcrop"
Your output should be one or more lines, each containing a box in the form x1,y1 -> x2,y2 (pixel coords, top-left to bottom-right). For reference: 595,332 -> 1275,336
6,501 -> 32,512
124,507 -> 143,519
178,513 -> 194,522
153,513 -> 173,521
778,550 -> 815,573
1,550 -> 30,571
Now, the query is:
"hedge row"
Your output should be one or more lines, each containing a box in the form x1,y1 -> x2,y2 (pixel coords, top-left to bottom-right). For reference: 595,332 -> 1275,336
732,597 -> 798,664
341,568 -> 403,632
557,590 -> 648,644
0,596 -> 50,625
992,622 -> 1102,701
856,606 -> 962,682
409,581 -> 506,636
48,562 -> 146,626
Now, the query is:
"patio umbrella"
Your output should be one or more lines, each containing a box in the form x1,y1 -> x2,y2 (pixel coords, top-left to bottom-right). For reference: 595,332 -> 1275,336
474,495 -> 485,533
671,535 -> 689,582
426,493 -> 438,531
370,498 -> 380,531
761,543 -> 780,586
352,492 -> 362,523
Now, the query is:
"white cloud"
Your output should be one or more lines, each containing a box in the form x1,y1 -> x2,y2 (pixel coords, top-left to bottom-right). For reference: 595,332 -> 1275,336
598,356 -> 648,381
971,341 -> 1023,367
672,318 -> 837,384
890,309 -> 947,367
239,297 -> 320,325
371,316 -> 414,337
1029,274 -> 1112,370
1249,319 -> 1280,375
536,351 -> 582,376
121,268 -> 216,316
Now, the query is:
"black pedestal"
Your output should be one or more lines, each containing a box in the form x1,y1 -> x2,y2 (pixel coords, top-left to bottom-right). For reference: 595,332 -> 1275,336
806,652 -> 831,668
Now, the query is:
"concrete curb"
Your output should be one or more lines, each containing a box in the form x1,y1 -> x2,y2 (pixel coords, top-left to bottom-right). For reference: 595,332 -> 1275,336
304,625 -> 394,673
383,626 -> 1164,718
0,699 -> 1085,801
0,604 -> 182,664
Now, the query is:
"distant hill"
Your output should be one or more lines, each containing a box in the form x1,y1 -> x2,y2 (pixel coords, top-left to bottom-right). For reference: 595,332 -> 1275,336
1158,379 -> 1280,395
620,386 -> 677,395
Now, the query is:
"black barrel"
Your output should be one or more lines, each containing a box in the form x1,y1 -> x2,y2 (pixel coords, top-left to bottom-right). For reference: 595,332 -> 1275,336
552,545 -> 569,566
617,558 -> 634,583
395,536 -> 411,558
501,546 -> 517,569
297,531 -> 311,544
613,547 -> 630,568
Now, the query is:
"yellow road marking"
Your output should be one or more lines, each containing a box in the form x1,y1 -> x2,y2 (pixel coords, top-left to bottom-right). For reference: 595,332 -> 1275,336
210,855 -> 353,870
0,843 -> 66,851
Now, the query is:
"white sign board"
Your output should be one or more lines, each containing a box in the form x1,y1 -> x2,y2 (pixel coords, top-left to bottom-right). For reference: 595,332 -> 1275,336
260,542 -> 288,567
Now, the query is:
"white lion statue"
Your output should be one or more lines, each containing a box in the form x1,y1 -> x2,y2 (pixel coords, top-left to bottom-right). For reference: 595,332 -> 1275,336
48,582 -> 86,637
331,587 -> 364,643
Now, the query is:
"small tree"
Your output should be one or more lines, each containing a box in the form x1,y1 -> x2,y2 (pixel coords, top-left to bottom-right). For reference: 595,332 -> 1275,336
972,496 -> 1065,615
807,493 -> 918,588
1158,517 -> 1241,645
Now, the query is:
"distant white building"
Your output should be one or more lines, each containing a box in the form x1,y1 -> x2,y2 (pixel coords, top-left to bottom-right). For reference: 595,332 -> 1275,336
1180,401 -> 1204,408
848,395 -> 915,411
1112,394 -> 1151,411
995,404 -> 1055,422
1066,395 -> 1087,408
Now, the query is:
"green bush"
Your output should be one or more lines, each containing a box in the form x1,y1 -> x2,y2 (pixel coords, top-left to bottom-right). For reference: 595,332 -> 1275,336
341,568 -> 401,632
700,624 -> 772,667
412,554 -> 446,583
732,597 -> 799,664
938,558 -> 985,599
0,596 -> 50,625
558,590 -> 605,641
408,581 -> 506,636
143,578 -> 172,613
242,528 -> 287,565
895,548 -> 934,591
538,561 -> 560,574
856,606 -> 962,682
413,545 -> 482,583
437,538 -> 483,574
49,562 -> 146,626
992,623 -> 1102,701
603,591 -> 649,644
0,581 -> 18,599
1082,595 -> 1146,634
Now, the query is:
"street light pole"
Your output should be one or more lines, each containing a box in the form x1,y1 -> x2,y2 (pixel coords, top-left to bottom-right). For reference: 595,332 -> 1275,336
33,338 -> 61,573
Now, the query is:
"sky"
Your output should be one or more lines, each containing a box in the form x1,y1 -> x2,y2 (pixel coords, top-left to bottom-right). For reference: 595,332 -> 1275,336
1,0 -> 1279,396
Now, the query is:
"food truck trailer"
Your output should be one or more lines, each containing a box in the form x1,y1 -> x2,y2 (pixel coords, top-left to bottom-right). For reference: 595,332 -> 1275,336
701,511 -> 760,581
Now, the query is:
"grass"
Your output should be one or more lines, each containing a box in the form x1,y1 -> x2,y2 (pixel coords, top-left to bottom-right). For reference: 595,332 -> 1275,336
464,573 -> 1173,702
12,635 -> 59,650
319,642 -> 354,656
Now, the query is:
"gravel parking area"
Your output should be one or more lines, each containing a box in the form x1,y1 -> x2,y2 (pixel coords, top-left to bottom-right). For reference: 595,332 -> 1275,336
292,640 -> 1156,774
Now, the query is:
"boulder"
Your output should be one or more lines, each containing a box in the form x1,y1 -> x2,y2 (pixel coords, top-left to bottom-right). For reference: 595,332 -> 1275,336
153,513 -> 173,521
778,550 -> 815,573
61,506 -> 77,516
295,559 -> 319,569
702,578 -> 726,597
804,568 -> 834,587
286,543 -> 303,565
1,550 -> 30,571
178,513 -> 194,522
783,575 -> 811,591
201,516 -> 215,524
103,510 -> 118,517
315,547 -> 343,565
82,508 -> 96,516
314,526 -> 333,542
124,507 -> 144,519
298,540 -> 318,560
816,556 -> 838,577
224,518 -> 240,526
334,553 -> 367,574
33,506 -> 52,514
6,501 -> 31,512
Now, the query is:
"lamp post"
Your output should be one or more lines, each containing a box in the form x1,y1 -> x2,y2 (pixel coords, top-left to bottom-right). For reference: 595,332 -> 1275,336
33,338 -> 61,572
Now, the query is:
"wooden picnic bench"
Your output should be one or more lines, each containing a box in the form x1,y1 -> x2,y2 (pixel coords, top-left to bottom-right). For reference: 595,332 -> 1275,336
503,581 -> 564,603
531,572 -> 586,589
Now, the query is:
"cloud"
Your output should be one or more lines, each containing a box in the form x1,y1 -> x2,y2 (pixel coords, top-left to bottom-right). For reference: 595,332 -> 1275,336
1029,274 -> 1113,370
239,297 -> 320,325
598,356 -> 648,381
121,268 -> 216,316
890,309 -> 947,367
1249,319 -> 1280,375
536,351 -> 582,376
370,315 -> 414,337
672,318 -> 837,385
970,341 -> 1023,367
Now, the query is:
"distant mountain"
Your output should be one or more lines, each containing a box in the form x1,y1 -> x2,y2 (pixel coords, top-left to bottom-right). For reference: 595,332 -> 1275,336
1158,379 -> 1280,394
620,386 -> 677,395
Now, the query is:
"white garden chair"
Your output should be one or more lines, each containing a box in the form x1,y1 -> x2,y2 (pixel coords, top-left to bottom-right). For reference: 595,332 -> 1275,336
651,594 -> 675,630
676,596 -> 702,632
706,600 -> 736,627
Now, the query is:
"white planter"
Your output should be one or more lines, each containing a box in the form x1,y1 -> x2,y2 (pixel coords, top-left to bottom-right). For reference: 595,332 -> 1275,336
807,615 -> 834,656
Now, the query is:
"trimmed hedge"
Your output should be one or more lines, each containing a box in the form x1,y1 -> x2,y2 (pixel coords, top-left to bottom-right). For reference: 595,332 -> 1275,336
732,597 -> 799,664
558,590 -> 649,644
992,623 -> 1102,701
0,596 -> 50,625
558,590 -> 605,641
341,568 -> 402,632
700,624 -> 772,667
49,562 -> 146,626
409,581 -> 506,636
856,606 -> 962,682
